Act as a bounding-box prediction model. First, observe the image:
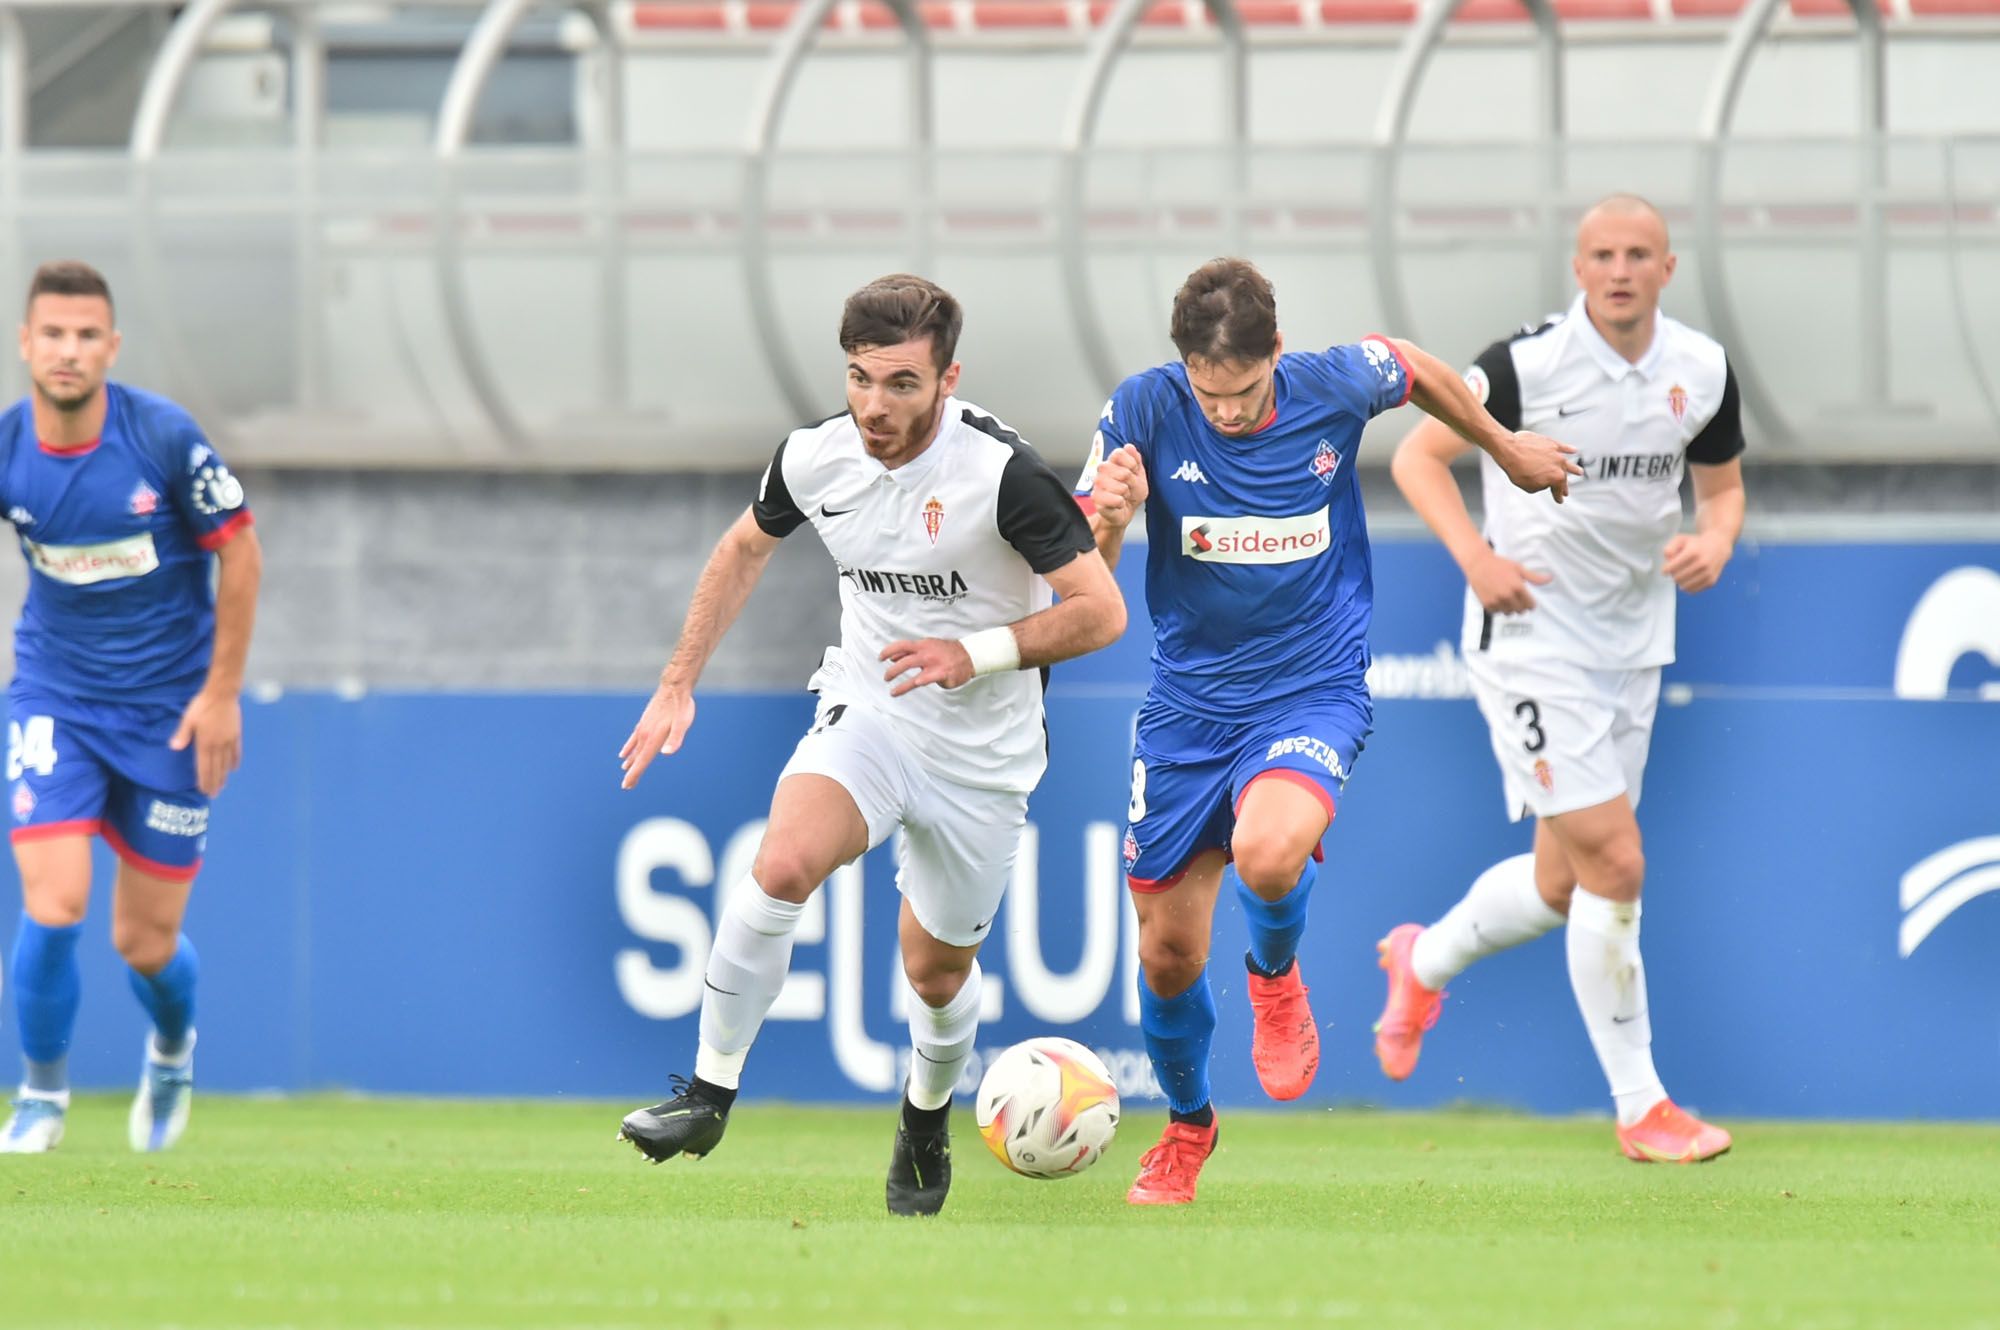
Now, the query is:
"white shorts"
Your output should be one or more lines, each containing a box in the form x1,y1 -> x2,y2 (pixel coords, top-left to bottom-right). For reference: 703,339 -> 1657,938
1465,653 -> 1661,822
777,693 -> 1029,948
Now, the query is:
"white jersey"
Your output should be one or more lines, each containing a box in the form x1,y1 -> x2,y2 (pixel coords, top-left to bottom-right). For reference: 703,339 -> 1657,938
1461,293 -> 1744,669
753,397 -> 1096,794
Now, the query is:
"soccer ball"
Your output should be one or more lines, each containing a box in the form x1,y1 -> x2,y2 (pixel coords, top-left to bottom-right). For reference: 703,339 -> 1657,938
975,1036 -> 1120,1179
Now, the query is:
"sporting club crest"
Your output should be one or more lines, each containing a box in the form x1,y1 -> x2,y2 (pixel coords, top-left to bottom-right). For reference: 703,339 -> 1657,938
922,496 -> 944,546
1667,384 -> 1688,423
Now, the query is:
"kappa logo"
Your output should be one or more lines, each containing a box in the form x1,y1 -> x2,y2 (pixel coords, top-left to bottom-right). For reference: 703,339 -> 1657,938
1170,460 -> 1209,485
6,506 -> 32,528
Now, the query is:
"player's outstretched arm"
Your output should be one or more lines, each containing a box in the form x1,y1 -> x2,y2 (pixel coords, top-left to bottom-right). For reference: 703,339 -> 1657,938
171,526 -> 262,796
1392,417 -> 1551,615
1392,338 -> 1581,504
1088,444 -> 1147,571
620,509 -> 782,788
1664,457 -> 1745,594
880,550 -> 1126,697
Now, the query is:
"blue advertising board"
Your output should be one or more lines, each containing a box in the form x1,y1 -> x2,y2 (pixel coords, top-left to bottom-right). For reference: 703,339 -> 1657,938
2,539 -> 1996,1119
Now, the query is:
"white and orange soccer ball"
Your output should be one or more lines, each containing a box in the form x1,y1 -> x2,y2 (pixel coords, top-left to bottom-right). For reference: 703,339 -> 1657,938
974,1036 -> 1120,1179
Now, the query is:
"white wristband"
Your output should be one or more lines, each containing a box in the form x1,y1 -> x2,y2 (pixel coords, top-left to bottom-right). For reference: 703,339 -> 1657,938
958,626 -> 1021,677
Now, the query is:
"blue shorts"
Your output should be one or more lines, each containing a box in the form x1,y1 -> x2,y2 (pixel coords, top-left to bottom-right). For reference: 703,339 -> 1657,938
1122,689 -> 1371,891
7,683 -> 208,881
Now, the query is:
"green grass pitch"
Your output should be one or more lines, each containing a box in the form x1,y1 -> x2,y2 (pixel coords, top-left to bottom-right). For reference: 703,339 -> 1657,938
3,1095 -> 1996,1329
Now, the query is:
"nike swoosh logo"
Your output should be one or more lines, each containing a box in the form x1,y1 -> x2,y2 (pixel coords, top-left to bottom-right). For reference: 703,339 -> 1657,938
820,504 -> 856,518
1611,1014 -> 1639,1024
1557,405 -> 1593,417
972,918 -> 992,933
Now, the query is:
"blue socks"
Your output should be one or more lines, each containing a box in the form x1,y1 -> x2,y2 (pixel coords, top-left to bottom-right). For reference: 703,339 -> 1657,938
1235,858 -> 1316,977
1139,964 -> 1217,1116
128,934 -> 199,1058
12,914 -> 83,1092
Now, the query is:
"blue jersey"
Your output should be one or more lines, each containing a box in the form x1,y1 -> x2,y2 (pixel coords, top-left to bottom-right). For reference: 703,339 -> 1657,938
0,382 -> 253,711
1083,339 -> 1411,719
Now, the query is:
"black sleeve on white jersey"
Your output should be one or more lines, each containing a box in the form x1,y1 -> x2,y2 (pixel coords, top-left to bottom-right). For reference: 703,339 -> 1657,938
995,442 -> 1097,575
1470,340 -> 1523,433
1687,360 -> 1746,465
751,436 -> 808,538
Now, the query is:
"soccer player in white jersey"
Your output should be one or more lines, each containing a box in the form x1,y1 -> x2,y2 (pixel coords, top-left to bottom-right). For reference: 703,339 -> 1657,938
614,274 -> 1125,1215
1375,195 -> 1746,1163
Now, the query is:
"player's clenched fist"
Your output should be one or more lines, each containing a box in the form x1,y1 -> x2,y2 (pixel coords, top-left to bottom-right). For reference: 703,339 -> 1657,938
1092,443 -> 1148,529
1662,531 -> 1731,594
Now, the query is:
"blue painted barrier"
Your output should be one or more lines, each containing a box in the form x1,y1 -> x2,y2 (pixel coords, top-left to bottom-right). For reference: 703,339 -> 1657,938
2,540 -> 1995,1117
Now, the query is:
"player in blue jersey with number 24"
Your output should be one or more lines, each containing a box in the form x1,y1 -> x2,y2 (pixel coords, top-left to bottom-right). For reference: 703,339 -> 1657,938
1082,258 -> 1579,1205
0,261 -> 262,1155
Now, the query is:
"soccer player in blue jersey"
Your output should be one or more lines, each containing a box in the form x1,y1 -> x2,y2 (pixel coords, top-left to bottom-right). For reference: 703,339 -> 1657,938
1083,258 -> 1579,1205
0,261 -> 261,1154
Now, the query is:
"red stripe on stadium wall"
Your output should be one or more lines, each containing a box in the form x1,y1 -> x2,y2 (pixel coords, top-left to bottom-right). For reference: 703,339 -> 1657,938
1319,0 -> 1419,21
196,510 -> 256,552
629,0 -> 1997,28
634,3 -> 731,27
1232,2 -> 1313,23
11,819 -> 105,843
971,2 -> 1074,25
1087,1 -> 1193,25
856,2 -> 959,28
101,822 -> 203,884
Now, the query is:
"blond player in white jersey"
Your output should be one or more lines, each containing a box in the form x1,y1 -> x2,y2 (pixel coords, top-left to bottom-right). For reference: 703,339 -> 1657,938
1375,195 -> 1746,1163
613,274 -> 1124,1216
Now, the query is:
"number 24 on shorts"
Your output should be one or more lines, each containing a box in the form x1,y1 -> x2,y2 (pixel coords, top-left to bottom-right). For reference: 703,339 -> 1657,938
7,716 -> 57,781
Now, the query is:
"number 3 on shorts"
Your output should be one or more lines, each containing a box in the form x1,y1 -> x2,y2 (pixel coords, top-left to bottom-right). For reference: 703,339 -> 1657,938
1127,757 -> 1147,823
7,716 -> 57,781
1513,699 -> 1546,754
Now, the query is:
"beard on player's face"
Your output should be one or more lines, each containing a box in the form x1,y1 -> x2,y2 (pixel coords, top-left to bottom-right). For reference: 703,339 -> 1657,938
857,383 -> 945,465
33,369 -> 98,413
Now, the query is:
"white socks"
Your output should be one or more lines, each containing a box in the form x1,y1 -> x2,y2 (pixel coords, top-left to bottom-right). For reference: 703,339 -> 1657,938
1565,887 -> 1666,1126
1411,853 -> 1566,992
693,879 -> 806,1091
905,963 -> 983,1111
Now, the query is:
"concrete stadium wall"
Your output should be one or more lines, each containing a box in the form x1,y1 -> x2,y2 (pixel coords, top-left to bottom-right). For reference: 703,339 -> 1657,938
1,462 -> 1996,691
